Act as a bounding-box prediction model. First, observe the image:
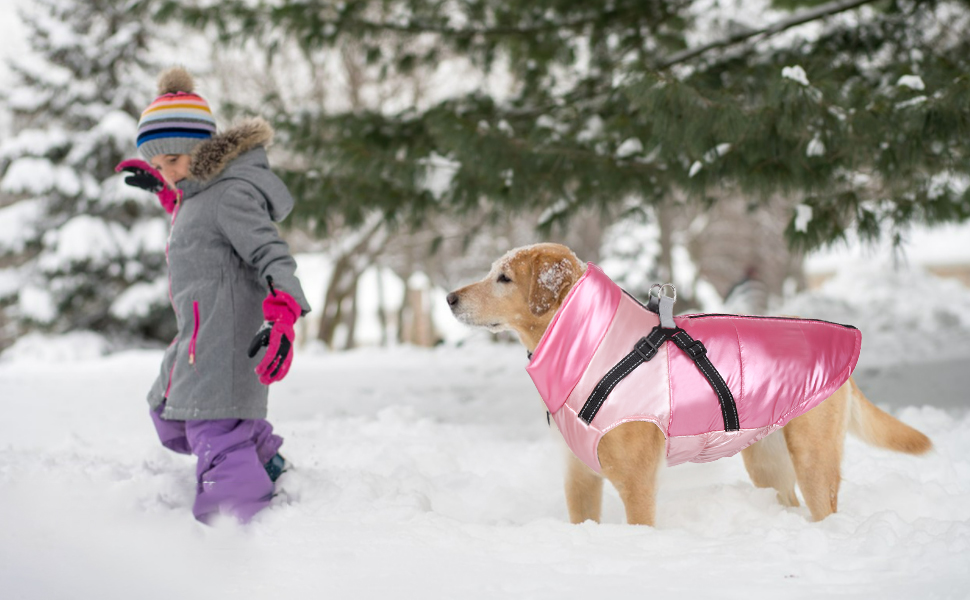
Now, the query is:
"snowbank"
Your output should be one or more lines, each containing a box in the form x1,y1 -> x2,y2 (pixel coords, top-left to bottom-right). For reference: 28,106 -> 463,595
2,218 -> 969,599
778,261 -> 970,367
0,342 -> 967,599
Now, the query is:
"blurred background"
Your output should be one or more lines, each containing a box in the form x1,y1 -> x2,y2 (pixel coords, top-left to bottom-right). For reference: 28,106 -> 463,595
1,0 -> 968,360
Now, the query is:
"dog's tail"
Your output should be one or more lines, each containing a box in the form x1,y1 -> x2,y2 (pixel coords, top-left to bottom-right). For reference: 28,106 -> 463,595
848,379 -> 932,455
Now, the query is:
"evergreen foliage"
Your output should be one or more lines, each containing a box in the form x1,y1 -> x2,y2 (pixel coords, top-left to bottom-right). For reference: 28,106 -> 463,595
164,0 -> 969,251
0,0 -> 172,341
167,0 -> 970,249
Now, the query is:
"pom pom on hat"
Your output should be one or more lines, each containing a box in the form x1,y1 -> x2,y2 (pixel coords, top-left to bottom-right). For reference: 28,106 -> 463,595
136,66 -> 217,160
157,66 -> 196,95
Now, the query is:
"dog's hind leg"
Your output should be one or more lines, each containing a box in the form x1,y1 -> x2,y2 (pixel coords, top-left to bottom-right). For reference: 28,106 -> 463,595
597,421 -> 666,526
564,451 -> 604,524
782,384 -> 850,521
740,432 -> 800,508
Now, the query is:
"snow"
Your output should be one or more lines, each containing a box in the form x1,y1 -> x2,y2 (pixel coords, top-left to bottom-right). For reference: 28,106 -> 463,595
576,115 -> 604,143
807,222 -> 970,269
407,270 -> 431,289
0,0 -> 28,89
534,258 -> 575,313
0,127 -> 69,159
928,171 -> 970,201
37,215 -> 127,270
1,245 -> 970,599
0,198 -> 44,254
0,266 -> 24,299
110,276 -> 170,320
0,156 -> 81,197
778,261 -> 970,368
782,65 -> 810,87
897,75 -> 926,91
615,137 -> 643,159
28,214 -> 168,275
16,285 -> 57,323
1,327 -> 969,598
794,203 -> 814,233
537,198 -> 571,226
417,152 -> 460,201
127,217 -> 170,255
795,204 -> 814,233
896,95 -> 928,110
599,215 -> 661,294
0,330 -> 110,363
705,142 -> 732,163
66,109 -> 139,166
688,160 -> 703,178
806,136 -> 826,157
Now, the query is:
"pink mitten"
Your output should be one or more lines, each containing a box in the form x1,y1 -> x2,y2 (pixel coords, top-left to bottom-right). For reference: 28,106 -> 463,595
115,159 -> 180,214
247,287 -> 301,385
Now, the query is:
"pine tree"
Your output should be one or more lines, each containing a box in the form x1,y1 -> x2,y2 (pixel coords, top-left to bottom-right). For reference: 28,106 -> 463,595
164,0 -> 970,253
0,0 -> 173,344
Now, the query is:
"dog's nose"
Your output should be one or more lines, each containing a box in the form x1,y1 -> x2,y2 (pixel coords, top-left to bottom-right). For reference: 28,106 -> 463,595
446,292 -> 459,307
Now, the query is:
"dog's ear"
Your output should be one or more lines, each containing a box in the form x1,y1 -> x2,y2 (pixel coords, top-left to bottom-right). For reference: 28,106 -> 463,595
528,253 -> 580,316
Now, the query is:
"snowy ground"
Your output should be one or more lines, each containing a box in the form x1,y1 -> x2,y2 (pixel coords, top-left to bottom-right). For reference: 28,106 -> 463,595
3,279 -> 970,599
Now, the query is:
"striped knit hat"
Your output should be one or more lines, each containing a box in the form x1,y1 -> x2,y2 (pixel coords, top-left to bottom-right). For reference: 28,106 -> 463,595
137,67 -> 217,160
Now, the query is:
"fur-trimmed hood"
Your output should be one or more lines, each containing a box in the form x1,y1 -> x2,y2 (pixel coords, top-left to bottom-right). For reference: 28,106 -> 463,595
178,117 -> 294,223
189,117 -> 274,182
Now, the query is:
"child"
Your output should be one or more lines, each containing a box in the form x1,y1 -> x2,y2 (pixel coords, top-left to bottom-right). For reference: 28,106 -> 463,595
118,67 -> 311,524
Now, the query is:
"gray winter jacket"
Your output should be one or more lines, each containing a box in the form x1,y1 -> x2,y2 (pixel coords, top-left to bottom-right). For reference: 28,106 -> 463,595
147,118 -> 311,420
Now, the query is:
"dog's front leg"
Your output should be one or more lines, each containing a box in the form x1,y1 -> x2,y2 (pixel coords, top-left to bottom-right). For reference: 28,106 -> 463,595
564,451 -> 604,523
598,421 -> 666,526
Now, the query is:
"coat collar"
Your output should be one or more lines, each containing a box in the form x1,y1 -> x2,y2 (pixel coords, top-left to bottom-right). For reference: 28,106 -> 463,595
188,117 -> 274,183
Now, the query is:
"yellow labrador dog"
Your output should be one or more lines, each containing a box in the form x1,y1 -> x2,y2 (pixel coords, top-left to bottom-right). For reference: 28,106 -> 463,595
447,243 -> 932,526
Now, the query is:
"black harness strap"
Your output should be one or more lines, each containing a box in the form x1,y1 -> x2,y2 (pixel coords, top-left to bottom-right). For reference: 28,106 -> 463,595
668,329 -> 739,432
578,326 -> 740,432
578,326 -> 675,424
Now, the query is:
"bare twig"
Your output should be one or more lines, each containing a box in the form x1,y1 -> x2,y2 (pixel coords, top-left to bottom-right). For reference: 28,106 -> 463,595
655,0 -> 880,69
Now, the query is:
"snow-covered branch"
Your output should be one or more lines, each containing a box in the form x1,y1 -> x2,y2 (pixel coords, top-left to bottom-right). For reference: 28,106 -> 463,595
655,0 -> 880,69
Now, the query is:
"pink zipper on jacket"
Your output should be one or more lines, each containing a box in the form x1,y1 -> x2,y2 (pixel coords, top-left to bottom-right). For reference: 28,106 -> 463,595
188,301 -> 199,365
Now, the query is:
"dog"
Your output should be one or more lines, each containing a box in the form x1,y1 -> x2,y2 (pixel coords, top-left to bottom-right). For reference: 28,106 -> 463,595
447,243 -> 932,526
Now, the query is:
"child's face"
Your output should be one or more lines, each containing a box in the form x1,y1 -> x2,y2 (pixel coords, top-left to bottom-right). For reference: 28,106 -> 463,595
150,154 -> 191,187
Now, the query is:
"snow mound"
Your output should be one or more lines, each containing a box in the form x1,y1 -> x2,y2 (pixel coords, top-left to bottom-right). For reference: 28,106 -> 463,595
777,262 -> 970,365
1,330 -> 110,363
1,344 -> 968,599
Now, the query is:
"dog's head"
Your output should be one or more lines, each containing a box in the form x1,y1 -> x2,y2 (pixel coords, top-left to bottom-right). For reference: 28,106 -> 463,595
447,243 -> 585,351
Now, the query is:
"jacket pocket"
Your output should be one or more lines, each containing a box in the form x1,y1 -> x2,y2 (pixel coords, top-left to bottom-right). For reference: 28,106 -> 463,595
189,301 -> 200,365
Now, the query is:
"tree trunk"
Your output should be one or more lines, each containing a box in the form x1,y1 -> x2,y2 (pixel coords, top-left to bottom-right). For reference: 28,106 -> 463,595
316,217 -> 390,348
657,202 -> 675,284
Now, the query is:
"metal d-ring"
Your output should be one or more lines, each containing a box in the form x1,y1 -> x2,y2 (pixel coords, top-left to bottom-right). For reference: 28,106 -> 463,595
660,283 -> 677,302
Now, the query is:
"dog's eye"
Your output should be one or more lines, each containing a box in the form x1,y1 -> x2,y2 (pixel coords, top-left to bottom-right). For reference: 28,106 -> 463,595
497,273 -> 512,283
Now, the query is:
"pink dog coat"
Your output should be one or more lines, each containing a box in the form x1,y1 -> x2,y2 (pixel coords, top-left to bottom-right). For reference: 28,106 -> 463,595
526,264 -> 862,472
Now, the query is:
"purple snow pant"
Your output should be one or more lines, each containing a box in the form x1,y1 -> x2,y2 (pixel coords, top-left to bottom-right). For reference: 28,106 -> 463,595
150,403 -> 282,524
